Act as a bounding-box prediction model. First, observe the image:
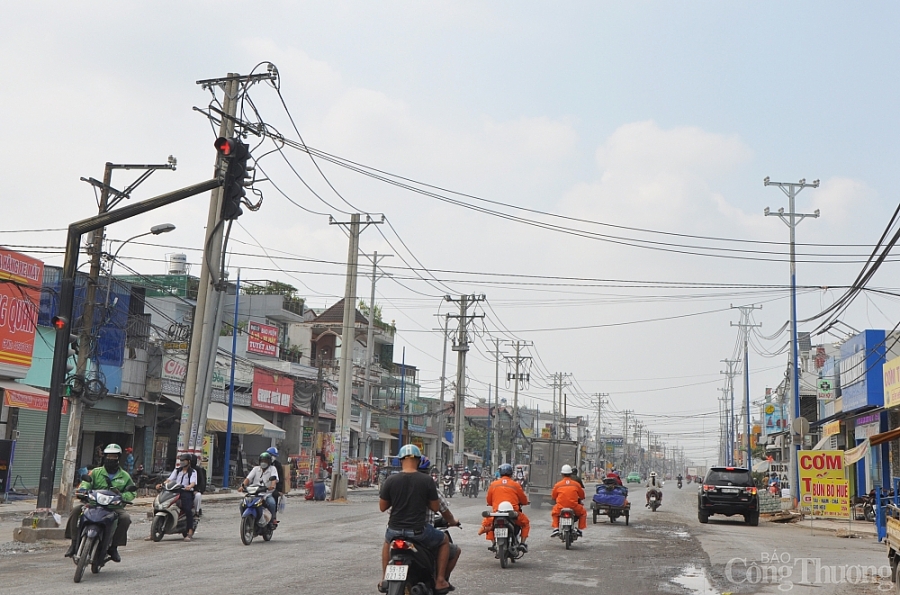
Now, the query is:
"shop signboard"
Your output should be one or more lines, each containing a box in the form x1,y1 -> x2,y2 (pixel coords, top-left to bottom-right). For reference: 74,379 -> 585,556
323,385 -> 337,414
3,386 -> 68,414
839,330 -> 886,411
301,426 -> 314,447
0,249 -> 42,379
823,420 -> 841,438
251,368 -> 292,413
201,434 -> 214,476
817,378 -> 835,401
162,352 -> 187,381
247,321 -> 279,357
770,462 -> 790,490
854,412 -> 881,440
798,449 -> 850,519
126,401 -> 139,417
884,354 -> 900,409
763,402 -> 787,436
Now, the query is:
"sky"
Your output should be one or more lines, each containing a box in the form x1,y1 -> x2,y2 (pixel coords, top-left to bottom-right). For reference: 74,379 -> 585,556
4,2 -> 900,465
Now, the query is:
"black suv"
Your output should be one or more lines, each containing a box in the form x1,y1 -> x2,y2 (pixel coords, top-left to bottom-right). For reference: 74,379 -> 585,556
697,466 -> 759,526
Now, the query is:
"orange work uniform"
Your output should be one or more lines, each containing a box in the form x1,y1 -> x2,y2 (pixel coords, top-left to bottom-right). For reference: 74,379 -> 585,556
480,477 -> 531,540
551,477 -> 586,530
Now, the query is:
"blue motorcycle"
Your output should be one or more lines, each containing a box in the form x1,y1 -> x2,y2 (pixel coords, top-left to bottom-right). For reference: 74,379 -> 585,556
72,487 -> 134,583
239,485 -> 276,545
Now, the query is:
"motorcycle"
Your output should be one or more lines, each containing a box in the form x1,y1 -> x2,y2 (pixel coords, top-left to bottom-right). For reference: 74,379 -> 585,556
557,508 -> 580,550
239,485 -> 276,545
482,509 -> 525,568
150,480 -> 199,541
677,479 -> 683,489
442,475 -> 455,498
460,475 -> 470,497
71,485 -> 136,583
382,513 -> 457,595
647,489 -> 661,512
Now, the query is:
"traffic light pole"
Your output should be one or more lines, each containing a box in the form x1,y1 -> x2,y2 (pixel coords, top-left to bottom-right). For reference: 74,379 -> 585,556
36,177 -> 221,512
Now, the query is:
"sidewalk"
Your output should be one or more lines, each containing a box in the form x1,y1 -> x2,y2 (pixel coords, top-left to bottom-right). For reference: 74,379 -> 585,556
771,513 -> 880,539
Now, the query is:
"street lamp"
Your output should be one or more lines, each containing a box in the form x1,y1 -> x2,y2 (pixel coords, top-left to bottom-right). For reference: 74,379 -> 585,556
104,223 -> 176,308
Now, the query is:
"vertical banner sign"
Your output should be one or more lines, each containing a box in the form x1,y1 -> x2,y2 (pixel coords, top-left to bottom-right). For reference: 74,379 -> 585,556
0,249 -> 43,379
201,434 -> 214,477
798,450 -> 850,519
247,321 -> 279,357
884,355 -> 900,409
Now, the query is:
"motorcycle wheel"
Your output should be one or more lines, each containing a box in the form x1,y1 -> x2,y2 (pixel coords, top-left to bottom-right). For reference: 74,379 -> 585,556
592,511 -> 597,524
262,526 -> 274,541
73,534 -> 94,583
240,515 -> 255,545
90,545 -> 103,575
565,530 -> 572,550
385,580 -> 406,595
498,542 -> 508,568
151,516 -> 166,542
865,507 -> 875,523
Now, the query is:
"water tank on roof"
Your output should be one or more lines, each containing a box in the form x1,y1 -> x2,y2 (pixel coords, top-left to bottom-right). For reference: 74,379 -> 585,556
168,253 -> 188,275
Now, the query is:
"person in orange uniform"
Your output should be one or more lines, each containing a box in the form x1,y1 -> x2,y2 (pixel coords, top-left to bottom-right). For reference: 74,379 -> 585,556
550,464 -> 586,536
478,464 -> 530,552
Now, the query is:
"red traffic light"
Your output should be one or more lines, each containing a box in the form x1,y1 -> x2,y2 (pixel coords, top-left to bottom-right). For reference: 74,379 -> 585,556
214,137 -> 237,156
51,315 -> 68,330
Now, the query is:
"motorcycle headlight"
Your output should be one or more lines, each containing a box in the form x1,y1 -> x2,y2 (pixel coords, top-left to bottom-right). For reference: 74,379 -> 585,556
95,492 -> 115,506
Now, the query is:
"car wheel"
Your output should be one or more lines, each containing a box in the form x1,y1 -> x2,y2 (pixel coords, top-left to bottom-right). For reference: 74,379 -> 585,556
746,512 -> 759,527
698,510 -> 709,524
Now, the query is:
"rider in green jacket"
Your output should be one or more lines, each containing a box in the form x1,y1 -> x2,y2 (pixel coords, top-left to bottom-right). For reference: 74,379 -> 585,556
64,444 -> 136,562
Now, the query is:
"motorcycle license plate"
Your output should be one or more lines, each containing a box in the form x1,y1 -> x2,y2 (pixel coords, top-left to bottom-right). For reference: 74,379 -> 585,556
495,528 -> 508,538
384,565 -> 408,581
561,517 -> 573,526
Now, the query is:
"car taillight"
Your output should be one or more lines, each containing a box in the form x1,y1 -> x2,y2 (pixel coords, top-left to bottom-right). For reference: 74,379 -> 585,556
703,485 -> 715,492
745,487 -> 757,495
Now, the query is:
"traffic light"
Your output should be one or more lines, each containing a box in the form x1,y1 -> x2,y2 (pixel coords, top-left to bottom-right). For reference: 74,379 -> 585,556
51,316 -> 78,372
214,137 -> 252,220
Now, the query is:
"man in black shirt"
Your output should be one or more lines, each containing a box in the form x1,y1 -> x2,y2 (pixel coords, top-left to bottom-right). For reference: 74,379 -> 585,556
379,445 -> 451,594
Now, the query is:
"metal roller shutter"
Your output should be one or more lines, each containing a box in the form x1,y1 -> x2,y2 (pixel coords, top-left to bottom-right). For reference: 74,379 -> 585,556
83,409 -> 134,434
10,409 -> 70,492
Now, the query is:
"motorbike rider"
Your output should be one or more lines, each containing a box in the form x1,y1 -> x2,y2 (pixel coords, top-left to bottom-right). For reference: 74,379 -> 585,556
550,464 -> 586,537
420,457 -> 461,583
768,472 -> 782,495
479,463 -> 530,552
64,444 -> 135,562
240,452 -> 279,520
266,446 -> 285,522
379,445 -> 452,594
461,467 -> 471,494
645,471 -> 663,506
443,464 -> 456,494
157,453 -> 197,541
606,470 -> 624,486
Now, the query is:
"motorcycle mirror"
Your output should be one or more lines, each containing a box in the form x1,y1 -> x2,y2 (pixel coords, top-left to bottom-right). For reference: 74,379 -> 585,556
481,511 -> 491,518
125,485 -> 138,493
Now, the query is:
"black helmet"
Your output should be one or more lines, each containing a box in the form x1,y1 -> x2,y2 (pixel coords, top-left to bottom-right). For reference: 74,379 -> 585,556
499,464 -> 513,477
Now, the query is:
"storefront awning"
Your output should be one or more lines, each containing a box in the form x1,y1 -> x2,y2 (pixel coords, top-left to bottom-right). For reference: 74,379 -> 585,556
0,380 -> 67,414
463,452 -> 483,462
201,402 -> 286,439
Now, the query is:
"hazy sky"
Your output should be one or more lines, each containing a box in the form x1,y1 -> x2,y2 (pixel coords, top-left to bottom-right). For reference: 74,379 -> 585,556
4,2 -> 900,464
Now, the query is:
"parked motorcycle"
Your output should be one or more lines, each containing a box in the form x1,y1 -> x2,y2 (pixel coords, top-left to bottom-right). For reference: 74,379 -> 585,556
647,489 -> 661,512
382,513 -> 457,595
71,485 -> 136,583
482,508 -> 525,568
150,480 -> 199,541
442,475 -> 455,498
239,485 -> 276,545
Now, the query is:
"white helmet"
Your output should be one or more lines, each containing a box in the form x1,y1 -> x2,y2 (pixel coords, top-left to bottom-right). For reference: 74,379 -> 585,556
650,471 -> 657,477
561,464 -> 573,475
497,501 -> 515,513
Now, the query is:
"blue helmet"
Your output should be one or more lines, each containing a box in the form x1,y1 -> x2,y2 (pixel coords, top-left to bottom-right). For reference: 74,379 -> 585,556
418,456 -> 431,473
397,444 -> 422,460
266,447 -> 279,458
499,464 -> 513,477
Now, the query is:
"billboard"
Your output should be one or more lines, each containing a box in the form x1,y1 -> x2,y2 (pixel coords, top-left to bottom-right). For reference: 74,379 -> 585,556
798,450 -> 850,519
762,402 -> 787,436
247,321 -> 279,357
252,368 -> 292,413
840,330 -> 886,411
0,249 -> 43,379
884,354 -> 900,409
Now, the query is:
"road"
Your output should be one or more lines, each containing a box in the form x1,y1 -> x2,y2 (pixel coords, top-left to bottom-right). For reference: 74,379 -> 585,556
0,481 -> 892,594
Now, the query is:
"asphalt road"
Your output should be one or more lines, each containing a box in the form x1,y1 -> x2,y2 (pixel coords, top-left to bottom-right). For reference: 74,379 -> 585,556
0,482 -> 893,594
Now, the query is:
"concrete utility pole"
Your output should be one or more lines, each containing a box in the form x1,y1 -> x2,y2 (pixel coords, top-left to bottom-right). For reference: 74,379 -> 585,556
731,304 -> 762,469
765,176 -> 819,504
487,338 -> 505,469
435,314 -> 450,471
360,252 -> 391,459
446,294 -> 485,465
505,341 -> 533,464
329,214 -> 383,499
593,393 -> 608,471
721,358 -> 741,465
622,410 -> 631,471
60,159 -> 177,512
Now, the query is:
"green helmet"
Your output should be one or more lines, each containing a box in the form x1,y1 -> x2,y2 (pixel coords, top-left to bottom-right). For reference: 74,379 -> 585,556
259,452 -> 273,462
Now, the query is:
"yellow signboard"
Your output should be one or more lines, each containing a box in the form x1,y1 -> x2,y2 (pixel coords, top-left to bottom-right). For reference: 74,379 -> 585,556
885,355 -> 900,409
823,421 -> 841,438
798,450 -> 849,519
